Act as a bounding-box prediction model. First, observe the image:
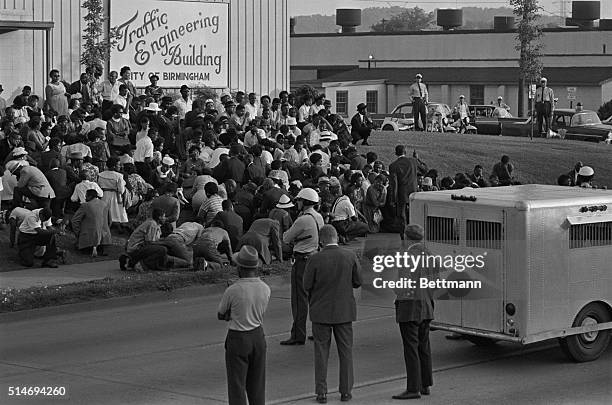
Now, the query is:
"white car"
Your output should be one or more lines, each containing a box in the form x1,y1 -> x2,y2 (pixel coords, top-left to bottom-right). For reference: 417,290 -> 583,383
381,103 -> 415,131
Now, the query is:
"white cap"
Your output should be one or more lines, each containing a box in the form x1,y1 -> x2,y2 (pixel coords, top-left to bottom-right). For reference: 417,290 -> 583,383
162,156 -> 175,166
12,147 -> 28,156
205,99 -> 214,104
416,73 -> 423,79
540,77 -> 547,82
578,166 -> 594,176
6,160 -> 25,174
296,187 -> 319,203
286,117 -> 297,126
498,96 -> 503,99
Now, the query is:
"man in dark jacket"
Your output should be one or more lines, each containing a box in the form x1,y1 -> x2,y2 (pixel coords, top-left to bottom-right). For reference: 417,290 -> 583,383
392,224 -> 438,400
45,159 -> 70,218
350,103 -> 373,146
215,144 -> 245,185
68,73 -> 93,104
388,145 -> 420,239
304,225 -> 362,403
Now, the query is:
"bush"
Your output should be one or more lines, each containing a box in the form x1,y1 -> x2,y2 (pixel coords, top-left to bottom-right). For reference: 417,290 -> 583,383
596,99 -> 612,120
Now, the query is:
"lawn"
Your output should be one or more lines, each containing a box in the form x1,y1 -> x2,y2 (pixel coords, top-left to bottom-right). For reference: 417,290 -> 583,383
359,131 -> 612,188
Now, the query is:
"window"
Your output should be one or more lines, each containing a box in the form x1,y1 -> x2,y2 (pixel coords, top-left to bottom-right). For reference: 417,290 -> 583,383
569,222 -> 612,249
426,216 -> 459,245
469,85 -> 484,105
466,220 -> 503,249
336,91 -> 348,116
366,90 -> 378,114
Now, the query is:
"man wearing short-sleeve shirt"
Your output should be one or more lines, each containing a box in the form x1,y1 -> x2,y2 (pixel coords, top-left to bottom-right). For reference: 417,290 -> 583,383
218,245 -> 270,405
17,207 -> 59,268
409,74 -> 428,131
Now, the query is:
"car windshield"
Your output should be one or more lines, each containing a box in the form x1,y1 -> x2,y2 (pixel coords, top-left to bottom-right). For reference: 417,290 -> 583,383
571,112 -> 601,126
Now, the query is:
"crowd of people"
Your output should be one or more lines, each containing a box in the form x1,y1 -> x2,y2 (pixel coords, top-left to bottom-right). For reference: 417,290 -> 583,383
0,66 -> 605,269
0,66 -> 608,404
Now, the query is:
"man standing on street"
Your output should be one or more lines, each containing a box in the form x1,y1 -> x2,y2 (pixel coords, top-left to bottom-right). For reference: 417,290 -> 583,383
409,74 -> 428,131
392,224 -> 438,400
535,77 -> 554,136
388,145 -> 419,239
280,188 -> 324,345
304,225 -> 362,403
218,245 -> 271,405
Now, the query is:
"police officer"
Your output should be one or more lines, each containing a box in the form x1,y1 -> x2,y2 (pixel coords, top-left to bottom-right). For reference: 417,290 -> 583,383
280,188 -> 324,345
409,74 -> 428,131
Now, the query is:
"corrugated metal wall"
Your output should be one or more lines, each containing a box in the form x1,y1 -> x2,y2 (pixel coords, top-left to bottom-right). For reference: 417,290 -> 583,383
184,0 -> 289,96
0,0 -> 289,101
0,0 -> 82,101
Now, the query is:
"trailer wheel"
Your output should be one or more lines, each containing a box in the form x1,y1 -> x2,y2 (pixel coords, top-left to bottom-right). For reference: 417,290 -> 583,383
558,303 -> 611,362
382,124 -> 395,131
465,335 -> 498,346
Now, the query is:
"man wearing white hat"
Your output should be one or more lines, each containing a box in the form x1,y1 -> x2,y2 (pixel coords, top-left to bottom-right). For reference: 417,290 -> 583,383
218,245 -> 270,405
535,77 -> 554,136
281,188 -> 324,345
576,166 -> 596,188
409,74 -> 429,131
10,160 -> 55,211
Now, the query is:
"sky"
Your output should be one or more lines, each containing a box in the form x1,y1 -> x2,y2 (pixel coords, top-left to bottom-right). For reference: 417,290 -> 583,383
289,0 -> 612,20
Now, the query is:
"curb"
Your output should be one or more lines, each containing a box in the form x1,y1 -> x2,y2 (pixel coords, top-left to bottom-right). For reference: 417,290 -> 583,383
0,273 -> 291,322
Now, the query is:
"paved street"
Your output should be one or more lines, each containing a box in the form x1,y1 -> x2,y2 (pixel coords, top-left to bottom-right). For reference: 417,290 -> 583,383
1,278 -> 610,405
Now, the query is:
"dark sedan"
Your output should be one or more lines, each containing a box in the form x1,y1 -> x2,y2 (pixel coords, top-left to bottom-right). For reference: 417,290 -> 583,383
500,109 -> 612,143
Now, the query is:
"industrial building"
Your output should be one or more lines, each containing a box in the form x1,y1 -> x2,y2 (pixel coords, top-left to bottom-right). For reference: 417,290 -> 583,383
290,2 -> 612,117
0,0 -> 289,102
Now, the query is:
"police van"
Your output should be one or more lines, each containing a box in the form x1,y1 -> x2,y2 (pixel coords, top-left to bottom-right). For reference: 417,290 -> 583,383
409,185 -> 612,362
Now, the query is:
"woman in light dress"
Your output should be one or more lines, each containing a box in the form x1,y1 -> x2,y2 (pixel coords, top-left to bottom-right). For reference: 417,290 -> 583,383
45,69 -> 69,117
97,156 -> 130,232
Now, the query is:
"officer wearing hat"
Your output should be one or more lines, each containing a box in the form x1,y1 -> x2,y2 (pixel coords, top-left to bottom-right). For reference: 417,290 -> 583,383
409,74 -> 429,131
576,166 -> 596,188
392,224 -> 439,400
218,245 -> 271,405
281,188 -> 324,345
535,77 -> 554,136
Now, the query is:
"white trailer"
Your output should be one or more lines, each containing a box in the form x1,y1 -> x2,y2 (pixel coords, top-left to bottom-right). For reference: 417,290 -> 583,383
409,185 -> 612,361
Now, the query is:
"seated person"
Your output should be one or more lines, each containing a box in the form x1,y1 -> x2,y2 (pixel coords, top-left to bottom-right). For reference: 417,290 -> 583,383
192,219 -> 233,270
329,193 -> 369,242
16,207 -> 59,268
119,208 -> 168,272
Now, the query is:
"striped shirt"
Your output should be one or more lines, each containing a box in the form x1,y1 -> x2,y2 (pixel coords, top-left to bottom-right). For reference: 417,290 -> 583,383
198,194 -> 224,226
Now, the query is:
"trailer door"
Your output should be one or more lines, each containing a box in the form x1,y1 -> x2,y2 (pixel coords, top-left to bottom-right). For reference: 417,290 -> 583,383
460,208 -> 505,332
423,203 -> 463,327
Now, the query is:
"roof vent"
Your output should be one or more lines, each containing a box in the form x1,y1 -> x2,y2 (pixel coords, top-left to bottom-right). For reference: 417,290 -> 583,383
336,9 -> 361,33
494,16 -> 515,31
437,9 -> 463,31
570,1 -> 600,29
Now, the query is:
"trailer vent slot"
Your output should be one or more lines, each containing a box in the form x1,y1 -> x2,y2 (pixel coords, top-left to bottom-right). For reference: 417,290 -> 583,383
569,221 -> 612,249
426,216 -> 459,245
466,220 -> 503,249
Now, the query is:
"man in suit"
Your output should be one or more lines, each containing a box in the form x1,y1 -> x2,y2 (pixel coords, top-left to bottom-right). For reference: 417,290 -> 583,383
68,73 -> 93,104
388,145 -> 419,239
350,103 -> 373,146
304,225 -> 362,403
215,144 -> 246,185
392,224 -> 438,400
71,189 -> 112,256
45,159 -> 70,218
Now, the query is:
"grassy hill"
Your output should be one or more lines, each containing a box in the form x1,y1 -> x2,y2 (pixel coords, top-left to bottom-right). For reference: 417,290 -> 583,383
357,131 -> 612,188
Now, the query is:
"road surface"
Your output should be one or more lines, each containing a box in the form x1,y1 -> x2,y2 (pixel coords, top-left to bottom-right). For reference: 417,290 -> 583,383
1,277 -> 610,404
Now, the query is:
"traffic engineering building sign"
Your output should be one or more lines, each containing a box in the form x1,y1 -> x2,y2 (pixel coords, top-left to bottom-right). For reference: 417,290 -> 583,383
109,0 -> 229,88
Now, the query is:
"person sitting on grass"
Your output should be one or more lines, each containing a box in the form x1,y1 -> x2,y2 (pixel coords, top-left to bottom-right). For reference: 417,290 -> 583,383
119,208 -> 168,272
71,189 -> 112,257
17,207 -> 60,268
192,219 -> 233,271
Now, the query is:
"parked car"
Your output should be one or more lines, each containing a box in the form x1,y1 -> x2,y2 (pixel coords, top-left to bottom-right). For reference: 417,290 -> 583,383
500,109 -> 612,143
381,102 -> 415,131
468,105 -> 501,135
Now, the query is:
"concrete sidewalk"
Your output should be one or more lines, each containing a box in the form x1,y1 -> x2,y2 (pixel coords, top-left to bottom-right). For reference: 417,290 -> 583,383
0,260 -> 123,290
0,233 -> 398,291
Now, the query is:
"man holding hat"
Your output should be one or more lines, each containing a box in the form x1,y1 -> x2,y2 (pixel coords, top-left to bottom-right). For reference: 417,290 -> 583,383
281,188 -> 324,345
218,245 -> 270,405
535,77 -> 554,136
409,74 -> 428,131
392,224 -> 438,400
350,103 -> 373,146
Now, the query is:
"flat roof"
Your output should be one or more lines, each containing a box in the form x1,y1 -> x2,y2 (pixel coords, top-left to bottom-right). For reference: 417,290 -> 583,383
410,184 -> 612,210
321,67 -> 612,86
0,20 -> 54,32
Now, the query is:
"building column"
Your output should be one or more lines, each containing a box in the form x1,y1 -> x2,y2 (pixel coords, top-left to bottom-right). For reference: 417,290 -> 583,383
441,85 -> 449,105
386,84 -> 396,113
497,85 -> 506,101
